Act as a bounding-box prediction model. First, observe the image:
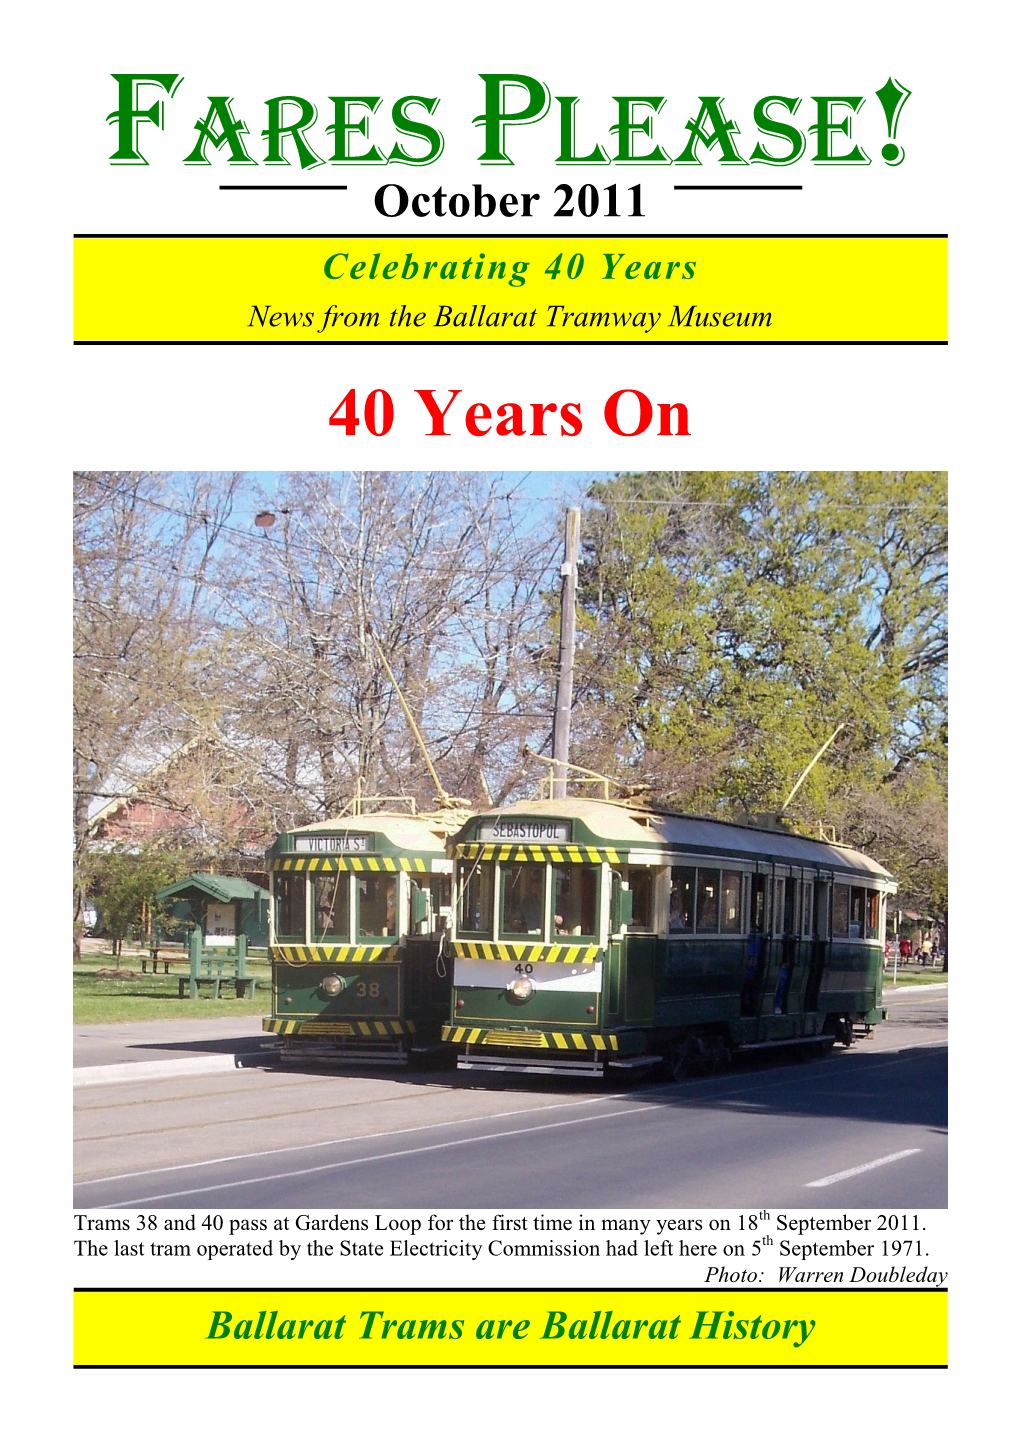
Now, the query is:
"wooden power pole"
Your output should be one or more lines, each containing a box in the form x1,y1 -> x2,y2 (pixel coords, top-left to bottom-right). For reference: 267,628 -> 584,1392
551,508 -> 581,799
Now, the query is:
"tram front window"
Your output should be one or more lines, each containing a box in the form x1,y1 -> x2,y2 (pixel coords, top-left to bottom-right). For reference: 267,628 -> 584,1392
553,864 -> 598,937
459,862 -> 494,936
275,874 -> 305,942
358,875 -> 396,937
312,873 -> 350,943
502,863 -> 546,936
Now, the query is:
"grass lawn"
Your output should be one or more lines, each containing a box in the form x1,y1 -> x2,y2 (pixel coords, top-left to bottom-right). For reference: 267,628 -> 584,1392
74,954 -> 272,1024
883,966 -> 948,987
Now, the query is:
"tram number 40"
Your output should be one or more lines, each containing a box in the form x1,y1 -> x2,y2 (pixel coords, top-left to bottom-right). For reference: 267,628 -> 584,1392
515,963 -> 534,975
329,388 -> 690,438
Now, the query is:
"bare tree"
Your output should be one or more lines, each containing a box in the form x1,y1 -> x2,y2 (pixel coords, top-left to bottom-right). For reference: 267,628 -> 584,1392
73,472 -> 243,953
219,472 -> 560,817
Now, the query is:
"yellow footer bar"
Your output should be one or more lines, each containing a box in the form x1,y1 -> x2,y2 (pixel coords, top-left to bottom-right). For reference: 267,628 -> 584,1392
74,1288 -> 946,1366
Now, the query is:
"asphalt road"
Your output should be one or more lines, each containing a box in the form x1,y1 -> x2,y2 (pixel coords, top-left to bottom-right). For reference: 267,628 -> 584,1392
73,986 -> 947,1210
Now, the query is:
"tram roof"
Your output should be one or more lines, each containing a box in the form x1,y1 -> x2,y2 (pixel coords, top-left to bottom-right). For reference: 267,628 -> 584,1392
281,810 -> 460,852
457,798 -> 895,883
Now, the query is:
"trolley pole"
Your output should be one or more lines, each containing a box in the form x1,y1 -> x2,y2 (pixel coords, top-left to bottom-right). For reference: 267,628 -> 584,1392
552,507 -> 581,799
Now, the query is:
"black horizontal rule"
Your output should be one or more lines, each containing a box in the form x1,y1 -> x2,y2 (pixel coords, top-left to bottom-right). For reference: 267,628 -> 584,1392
75,339 -> 947,347
69,1292 -> 952,1303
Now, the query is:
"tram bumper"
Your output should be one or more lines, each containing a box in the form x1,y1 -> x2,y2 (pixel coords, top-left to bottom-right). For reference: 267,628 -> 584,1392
262,1016 -> 414,1065
441,1022 -> 654,1075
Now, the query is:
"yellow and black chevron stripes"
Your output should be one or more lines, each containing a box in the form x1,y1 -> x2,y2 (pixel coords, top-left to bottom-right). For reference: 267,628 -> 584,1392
271,855 -> 433,873
263,1018 -> 413,1037
456,843 -> 620,865
271,944 -> 400,963
441,1024 -> 619,1052
452,941 -> 600,965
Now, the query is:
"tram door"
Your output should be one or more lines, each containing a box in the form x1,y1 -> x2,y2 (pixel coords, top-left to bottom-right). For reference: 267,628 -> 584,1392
407,876 -> 449,1012
774,879 -> 798,1015
741,873 -> 769,1016
804,878 -> 830,1013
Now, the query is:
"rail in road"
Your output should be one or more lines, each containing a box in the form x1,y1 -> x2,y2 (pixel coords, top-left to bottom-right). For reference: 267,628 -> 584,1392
73,989 -> 947,1210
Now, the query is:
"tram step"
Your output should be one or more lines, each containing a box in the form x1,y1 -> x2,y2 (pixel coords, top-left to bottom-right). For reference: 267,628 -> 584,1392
275,1040 -> 410,1067
736,1034 -> 831,1052
457,1052 -> 605,1076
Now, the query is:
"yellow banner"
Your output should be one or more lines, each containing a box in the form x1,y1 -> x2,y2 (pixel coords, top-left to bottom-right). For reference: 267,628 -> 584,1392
73,236 -> 946,343
74,1288 -> 946,1366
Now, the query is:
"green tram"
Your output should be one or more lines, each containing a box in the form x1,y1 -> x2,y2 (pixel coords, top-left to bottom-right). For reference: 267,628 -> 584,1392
441,798 -> 896,1077
262,812 -> 456,1064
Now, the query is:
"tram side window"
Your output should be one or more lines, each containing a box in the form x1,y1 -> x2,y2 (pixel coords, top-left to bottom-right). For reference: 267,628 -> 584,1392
783,879 -> 799,935
866,889 -> 880,939
721,871 -> 743,933
503,862 -> 546,936
358,875 -> 396,937
750,874 -> 769,933
849,886 -> 866,938
802,883 -> 814,936
554,864 -> 598,937
669,866 -> 696,932
696,869 -> 720,931
275,874 -> 305,942
832,885 -> 850,937
312,872 -> 350,943
625,867 -> 655,929
458,862 -> 494,936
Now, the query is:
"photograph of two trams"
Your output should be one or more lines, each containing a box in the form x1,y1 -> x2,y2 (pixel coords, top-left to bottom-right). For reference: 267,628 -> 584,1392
73,470 -> 947,1076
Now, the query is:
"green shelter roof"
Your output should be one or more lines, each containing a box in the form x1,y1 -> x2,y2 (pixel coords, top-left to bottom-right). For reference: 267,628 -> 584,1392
154,872 -> 269,904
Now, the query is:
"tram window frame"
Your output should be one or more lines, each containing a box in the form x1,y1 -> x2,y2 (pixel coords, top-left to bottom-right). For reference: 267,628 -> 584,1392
500,861 -> 548,939
832,884 -> 850,937
356,873 -> 398,939
311,871 -> 352,944
552,862 -> 600,939
458,860 -> 495,939
274,873 -> 306,943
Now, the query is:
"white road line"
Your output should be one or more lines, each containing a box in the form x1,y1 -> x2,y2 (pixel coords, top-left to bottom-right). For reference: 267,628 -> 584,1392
107,1105 -> 655,1205
76,1043 -> 942,1195
805,1148 -> 922,1187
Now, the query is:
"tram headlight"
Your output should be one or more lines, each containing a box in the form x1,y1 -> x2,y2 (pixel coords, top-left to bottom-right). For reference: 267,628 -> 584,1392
321,974 -> 344,997
508,976 -> 534,1001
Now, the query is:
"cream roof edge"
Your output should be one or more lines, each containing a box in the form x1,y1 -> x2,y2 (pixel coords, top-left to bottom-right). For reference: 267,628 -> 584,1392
287,811 -> 464,849
462,797 -> 895,883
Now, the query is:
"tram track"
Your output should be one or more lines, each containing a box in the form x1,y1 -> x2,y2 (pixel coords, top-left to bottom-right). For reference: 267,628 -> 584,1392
74,1012 -> 946,1200
74,1039 -> 947,1208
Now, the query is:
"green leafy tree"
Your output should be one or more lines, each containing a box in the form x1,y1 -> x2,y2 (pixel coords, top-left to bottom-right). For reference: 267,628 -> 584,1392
571,471 -> 947,910
87,849 -> 194,957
